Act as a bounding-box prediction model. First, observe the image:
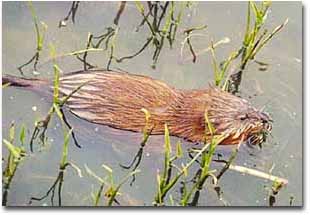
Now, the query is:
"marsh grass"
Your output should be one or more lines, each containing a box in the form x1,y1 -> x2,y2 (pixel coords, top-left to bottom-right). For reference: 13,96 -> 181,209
25,45 -> 91,206
178,112 -> 228,206
180,113 -> 218,205
28,128 -> 83,206
118,1 -> 189,69
85,164 -> 140,206
153,117 -> 227,206
17,2 -> 204,71
18,2 -> 47,75
76,1 -> 189,70
154,124 -> 184,206
29,44 -> 89,152
74,2 -> 126,71
209,1 -> 289,93
28,44 -> 86,205
2,123 -> 27,206
119,108 -> 154,185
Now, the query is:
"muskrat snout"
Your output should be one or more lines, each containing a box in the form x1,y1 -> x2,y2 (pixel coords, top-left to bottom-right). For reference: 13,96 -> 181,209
243,109 -> 273,146
258,111 -> 273,133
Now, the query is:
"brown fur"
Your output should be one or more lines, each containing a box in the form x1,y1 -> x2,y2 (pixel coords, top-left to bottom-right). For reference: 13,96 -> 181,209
56,70 -> 272,145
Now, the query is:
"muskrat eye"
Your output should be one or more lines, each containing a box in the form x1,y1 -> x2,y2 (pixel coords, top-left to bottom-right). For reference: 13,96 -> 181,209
240,114 -> 248,120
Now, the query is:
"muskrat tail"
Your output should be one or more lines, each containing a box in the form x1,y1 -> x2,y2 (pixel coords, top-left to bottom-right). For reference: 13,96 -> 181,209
2,74 -> 48,89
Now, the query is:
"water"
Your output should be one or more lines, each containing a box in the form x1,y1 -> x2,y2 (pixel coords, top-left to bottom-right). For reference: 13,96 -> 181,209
2,2 -> 302,206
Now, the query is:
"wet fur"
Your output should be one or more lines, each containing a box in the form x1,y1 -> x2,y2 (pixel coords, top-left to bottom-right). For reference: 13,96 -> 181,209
3,69 -> 271,145
57,70 -> 270,145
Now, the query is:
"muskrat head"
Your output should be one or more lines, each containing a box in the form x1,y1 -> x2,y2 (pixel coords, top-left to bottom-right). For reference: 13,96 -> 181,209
229,106 -> 273,147
206,88 -> 273,146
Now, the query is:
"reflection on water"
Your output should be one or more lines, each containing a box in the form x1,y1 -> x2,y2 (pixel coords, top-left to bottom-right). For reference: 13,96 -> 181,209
2,2 -> 302,206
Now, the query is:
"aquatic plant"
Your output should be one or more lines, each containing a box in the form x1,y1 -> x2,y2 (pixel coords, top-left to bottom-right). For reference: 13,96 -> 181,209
74,2 -> 126,70
58,1 -> 80,28
2,123 -> 27,206
119,108 -> 153,185
179,111 -> 223,206
26,45 -> 87,206
117,1 -> 191,69
183,25 -> 208,63
85,164 -> 140,206
154,124 -> 184,206
29,128 -> 83,206
18,1 -> 48,75
153,116 -> 228,206
29,44 -> 88,152
209,1 -> 289,93
74,1 -> 195,70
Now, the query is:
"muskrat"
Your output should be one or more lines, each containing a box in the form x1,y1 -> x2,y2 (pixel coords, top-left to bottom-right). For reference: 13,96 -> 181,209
2,69 -> 272,145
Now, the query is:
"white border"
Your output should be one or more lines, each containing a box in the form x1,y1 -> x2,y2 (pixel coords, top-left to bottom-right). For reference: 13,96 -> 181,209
0,0 -> 308,214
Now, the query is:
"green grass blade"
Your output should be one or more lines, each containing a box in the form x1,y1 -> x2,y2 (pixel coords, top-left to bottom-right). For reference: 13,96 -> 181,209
164,124 -> 171,154
3,139 -> 21,159
135,1 -> 145,14
53,64 -> 60,104
60,129 -> 72,168
84,164 -> 106,184
176,141 -> 183,158
19,124 -> 26,146
53,103 -> 63,121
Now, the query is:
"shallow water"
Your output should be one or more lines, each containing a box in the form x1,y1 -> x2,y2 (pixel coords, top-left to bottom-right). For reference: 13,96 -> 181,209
2,2 -> 302,206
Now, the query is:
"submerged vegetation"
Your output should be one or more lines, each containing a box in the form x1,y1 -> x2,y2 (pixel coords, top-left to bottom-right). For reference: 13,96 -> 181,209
2,1 -> 292,206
